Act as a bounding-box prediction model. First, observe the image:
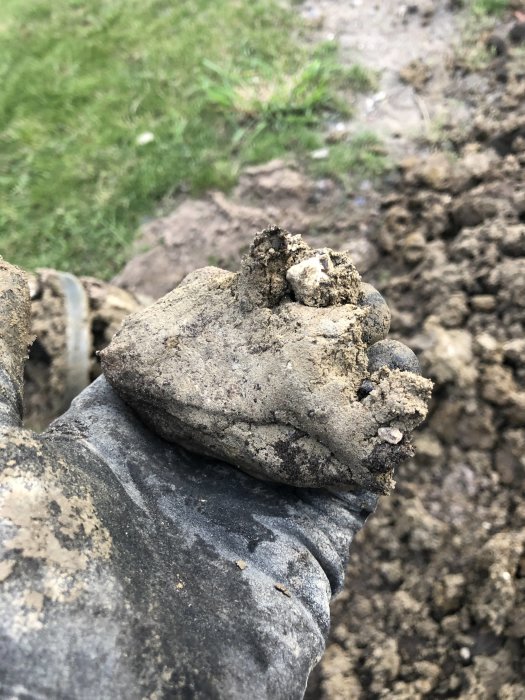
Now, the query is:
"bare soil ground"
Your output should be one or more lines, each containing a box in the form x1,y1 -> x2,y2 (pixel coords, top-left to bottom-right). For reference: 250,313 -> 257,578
305,44 -> 525,699
299,0 -> 468,158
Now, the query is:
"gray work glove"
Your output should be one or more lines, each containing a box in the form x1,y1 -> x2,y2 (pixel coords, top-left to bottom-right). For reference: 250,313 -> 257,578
0,261 -> 411,700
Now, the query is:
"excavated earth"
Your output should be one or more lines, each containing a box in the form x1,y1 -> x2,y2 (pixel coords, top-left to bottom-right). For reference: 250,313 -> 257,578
306,39 -> 525,700
103,229 -> 432,494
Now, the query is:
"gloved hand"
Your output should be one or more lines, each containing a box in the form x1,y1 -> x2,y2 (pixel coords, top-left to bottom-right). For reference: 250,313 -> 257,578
0,260 -> 413,700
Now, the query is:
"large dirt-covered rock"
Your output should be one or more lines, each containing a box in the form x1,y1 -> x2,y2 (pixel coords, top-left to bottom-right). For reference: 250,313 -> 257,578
102,228 -> 431,494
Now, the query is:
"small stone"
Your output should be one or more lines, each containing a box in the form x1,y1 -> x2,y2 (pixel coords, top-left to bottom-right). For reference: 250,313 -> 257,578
310,147 -> 329,160
459,647 -> 471,663
368,339 -> 421,375
471,295 -> 496,312
235,560 -> 247,571
378,427 -> 403,444
136,131 -> 155,146
358,379 -> 375,400
287,257 -> 329,305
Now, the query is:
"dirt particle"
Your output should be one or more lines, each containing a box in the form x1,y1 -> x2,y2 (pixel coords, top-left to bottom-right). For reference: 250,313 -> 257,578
0,559 -> 15,583
274,583 -> 291,598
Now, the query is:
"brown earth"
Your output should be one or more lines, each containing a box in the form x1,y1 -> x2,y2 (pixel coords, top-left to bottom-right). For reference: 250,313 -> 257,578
104,229 -> 432,494
298,0 -> 467,158
24,273 -> 144,430
304,30 -> 525,700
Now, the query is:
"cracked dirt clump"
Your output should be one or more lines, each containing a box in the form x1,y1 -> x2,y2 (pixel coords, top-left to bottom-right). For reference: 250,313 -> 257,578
101,227 -> 432,493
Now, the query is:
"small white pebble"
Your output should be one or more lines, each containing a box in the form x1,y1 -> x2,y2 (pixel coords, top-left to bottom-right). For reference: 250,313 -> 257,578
136,131 -> 155,146
286,256 -> 329,303
459,647 -> 471,662
378,427 -> 403,445
500,571 -> 511,582
310,147 -> 329,160
318,319 -> 340,338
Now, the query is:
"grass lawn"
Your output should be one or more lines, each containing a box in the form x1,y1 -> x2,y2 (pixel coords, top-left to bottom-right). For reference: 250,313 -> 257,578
0,0 -> 378,278
471,0 -> 511,14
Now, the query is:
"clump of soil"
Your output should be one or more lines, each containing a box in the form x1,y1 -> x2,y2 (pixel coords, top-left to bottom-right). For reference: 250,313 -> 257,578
102,229 -> 431,493
0,261 -> 31,427
308,48 -> 525,700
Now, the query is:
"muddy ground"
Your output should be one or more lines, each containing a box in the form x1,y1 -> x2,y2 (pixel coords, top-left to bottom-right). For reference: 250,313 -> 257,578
24,1 -> 525,698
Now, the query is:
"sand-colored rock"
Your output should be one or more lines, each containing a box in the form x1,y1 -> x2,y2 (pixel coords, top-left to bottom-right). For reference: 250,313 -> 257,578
102,228 -> 431,494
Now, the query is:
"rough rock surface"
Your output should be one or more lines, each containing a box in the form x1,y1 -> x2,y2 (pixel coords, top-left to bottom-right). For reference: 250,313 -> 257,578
102,229 -> 431,494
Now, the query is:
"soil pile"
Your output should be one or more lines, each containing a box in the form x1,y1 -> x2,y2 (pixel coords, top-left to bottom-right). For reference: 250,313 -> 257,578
308,49 -> 525,700
113,161 -> 383,300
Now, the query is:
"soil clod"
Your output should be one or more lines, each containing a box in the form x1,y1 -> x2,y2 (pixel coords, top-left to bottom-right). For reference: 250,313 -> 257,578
102,229 -> 431,493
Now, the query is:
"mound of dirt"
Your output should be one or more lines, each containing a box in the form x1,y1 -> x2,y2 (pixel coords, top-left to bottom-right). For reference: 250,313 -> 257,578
308,48 -> 525,700
113,160 -> 383,299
